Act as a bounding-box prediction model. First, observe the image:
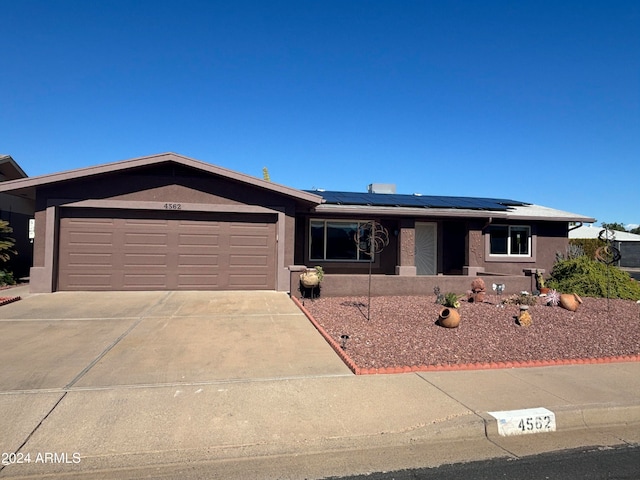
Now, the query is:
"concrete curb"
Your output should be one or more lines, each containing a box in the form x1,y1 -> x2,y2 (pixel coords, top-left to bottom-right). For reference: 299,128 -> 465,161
480,402 -> 640,442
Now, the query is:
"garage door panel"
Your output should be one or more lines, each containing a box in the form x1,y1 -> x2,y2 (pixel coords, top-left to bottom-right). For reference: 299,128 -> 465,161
68,218 -> 115,227
230,236 -> 269,247
123,218 -> 169,227
178,253 -> 218,266
68,231 -> 114,247
65,274 -> 114,290
125,233 -> 168,246
68,252 -> 113,267
179,234 -> 219,246
229,254 -> 269,266
123,273 -> 168,289
177,274 -> 219,288
229,274 -> 269,288
124,253 -> 167,267
58,213 -> 276,291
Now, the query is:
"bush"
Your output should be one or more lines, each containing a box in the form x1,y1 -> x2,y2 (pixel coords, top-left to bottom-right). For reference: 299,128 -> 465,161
502,292 -> 538,306
0,219 -> 16,263
0,269 -> 16,286
547,256 -> 640,300
568,238 -> 605,260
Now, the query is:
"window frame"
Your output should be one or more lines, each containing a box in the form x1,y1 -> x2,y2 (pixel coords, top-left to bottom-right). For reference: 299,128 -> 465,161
309,219 -> 376,262
485,224 -> 536,263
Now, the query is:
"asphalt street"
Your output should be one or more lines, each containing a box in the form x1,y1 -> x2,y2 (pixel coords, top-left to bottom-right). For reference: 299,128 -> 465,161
329,444 -> 640,480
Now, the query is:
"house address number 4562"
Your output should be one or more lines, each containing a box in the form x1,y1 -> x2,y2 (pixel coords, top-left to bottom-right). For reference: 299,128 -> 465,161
488,407 -> 557,437
163,203 -> 182,210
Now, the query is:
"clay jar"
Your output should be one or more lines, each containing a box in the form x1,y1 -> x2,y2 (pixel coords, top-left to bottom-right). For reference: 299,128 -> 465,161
559,293 -> 583,312
300,269 -> 320,288
438,307 -> 461,328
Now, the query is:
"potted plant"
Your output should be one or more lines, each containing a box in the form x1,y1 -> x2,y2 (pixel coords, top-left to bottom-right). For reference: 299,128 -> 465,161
437,292 -> 462,328
300,266 -> 324,288
469,277 -> 486,303
536,269 -> 549,294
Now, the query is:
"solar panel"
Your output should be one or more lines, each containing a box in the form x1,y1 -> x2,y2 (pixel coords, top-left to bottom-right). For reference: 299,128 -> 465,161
305,190 -> 529,211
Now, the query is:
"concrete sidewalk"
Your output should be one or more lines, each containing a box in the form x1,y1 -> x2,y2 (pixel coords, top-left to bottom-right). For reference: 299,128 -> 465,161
0,287 -> 638,479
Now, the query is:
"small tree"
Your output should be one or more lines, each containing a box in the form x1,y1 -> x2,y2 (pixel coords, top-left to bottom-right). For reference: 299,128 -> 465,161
601,222 -> 627,232
0,220 -> 16,263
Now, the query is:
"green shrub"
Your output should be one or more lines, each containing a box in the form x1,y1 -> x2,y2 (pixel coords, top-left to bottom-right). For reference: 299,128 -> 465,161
547,256 -> 640,300
568,238 -> 605,260
502,292 -> 538,306
0,219 -> 16,263
443,292 -> 461,308
0,269 -> 16,286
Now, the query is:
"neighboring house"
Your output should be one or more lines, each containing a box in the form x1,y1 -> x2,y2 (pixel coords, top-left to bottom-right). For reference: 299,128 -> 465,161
0,155 -> 34,279
569,224 -> 640,269
0,153 -> 596,294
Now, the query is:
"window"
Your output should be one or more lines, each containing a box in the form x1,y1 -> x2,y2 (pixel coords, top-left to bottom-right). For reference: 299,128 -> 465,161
310,220 -> 374,261
489,225 -> 531,256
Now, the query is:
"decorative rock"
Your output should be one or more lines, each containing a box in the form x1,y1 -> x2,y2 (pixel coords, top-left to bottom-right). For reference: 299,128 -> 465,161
518,309 -> 533,327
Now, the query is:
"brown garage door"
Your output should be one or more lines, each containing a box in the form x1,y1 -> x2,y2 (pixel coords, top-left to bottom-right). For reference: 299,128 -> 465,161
58,210 -> 277,291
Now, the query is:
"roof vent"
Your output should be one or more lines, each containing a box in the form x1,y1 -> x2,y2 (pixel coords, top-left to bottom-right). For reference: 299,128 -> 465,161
367,183 -> 396,194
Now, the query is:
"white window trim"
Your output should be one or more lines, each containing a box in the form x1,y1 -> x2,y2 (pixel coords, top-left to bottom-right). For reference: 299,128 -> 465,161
485,224 -> 537,263
309,219 -> 375,262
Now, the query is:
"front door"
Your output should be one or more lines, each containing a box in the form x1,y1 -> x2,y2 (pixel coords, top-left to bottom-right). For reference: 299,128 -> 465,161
415,222 -> 437,275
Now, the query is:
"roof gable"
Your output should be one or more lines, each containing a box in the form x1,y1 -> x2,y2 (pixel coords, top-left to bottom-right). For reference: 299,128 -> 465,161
0,155 -> 28,181
0,152 -> 322,204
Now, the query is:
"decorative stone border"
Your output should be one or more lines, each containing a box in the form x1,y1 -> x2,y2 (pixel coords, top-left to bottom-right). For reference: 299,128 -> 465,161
292,295 -> 640,375
0,296 -> 21,307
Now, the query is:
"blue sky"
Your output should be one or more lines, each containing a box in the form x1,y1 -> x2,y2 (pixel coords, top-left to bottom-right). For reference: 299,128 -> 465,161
2,1 -> 639,227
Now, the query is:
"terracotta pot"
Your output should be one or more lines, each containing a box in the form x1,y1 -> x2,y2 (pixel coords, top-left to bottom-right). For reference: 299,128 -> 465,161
300,270 -> 320,288
438,307 -> 461,328
539,287 -> 550,295
473,291 -> 486,303
559,293 -> 583,312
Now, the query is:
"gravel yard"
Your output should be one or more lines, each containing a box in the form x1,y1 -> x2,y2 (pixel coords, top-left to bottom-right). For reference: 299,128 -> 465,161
302,295 -> 640,370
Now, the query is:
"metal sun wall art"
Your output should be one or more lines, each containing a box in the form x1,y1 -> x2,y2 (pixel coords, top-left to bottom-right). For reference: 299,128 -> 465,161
595,228 -> 622,313
354,221 -> 390,321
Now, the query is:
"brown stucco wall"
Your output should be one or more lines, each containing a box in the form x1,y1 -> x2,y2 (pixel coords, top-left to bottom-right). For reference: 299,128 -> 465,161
294,215 -> 399,275
534,222 -> 569,273
294,215 -> 572,279
32,209 -> 47,269
305,274 -> 532,298
29,163 -> 307,291
36,164 -> 298,209
473,221 -> 568,276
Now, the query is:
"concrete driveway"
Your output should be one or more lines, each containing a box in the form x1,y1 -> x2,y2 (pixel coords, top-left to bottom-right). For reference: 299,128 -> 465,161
0,288 -> 351,392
